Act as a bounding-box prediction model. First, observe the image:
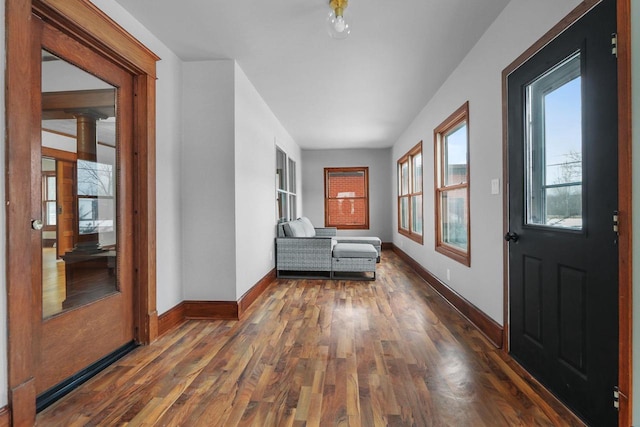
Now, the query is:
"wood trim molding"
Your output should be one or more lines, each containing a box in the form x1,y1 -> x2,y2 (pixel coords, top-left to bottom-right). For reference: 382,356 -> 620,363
41,146 -> 77,162
616,0 -> 632,423
392,245 -> 503,348
32,0 -> 159,77
501,1 -> 632,425
184,301 -> 238,321
0,406 -> 10,427
381,242 -> 394,250
158,302 -> 186,336
158,270 -> 278,336
238,269 -> 276,317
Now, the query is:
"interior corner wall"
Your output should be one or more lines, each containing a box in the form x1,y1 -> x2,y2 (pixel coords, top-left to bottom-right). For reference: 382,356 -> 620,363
390,0 -> 582,325
234,63 -> 301,299
0,0 -> 7,409
631,0 -> 639,422
91,0 -> 185,314
181,60 -> 237,301
301,149 -> 393,242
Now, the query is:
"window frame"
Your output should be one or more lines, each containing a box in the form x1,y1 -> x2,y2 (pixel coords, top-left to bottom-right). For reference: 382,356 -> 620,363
397,141 -> 423,244
434,102 -> 471,266
324,166 -> 370,230
276,147 -> 297,222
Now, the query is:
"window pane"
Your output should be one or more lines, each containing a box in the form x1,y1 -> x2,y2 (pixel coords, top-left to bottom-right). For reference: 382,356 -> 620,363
277,190 -> 288,222
440,188 -> 468,251
526,53 -> 582,229
47,176 -> 56,200
400,197 -> 409,230
289,194 -> 297,220
444,124 -> 467,186
400,161 -> 409,195
412,154 -> 422,193
327,171 -> 365,198
411,195 -> 422,235
327,198 -> 367,226
288,158 -> 296,193
77,160 -> 114,197
46,201 -> 57,226
276,148 -> 286,191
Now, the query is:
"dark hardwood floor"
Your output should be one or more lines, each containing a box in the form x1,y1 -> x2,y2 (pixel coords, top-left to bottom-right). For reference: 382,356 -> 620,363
37,250 -> 584,426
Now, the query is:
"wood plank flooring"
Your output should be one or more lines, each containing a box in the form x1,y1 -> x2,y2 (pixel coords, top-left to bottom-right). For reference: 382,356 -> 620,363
36,250 -> 584,426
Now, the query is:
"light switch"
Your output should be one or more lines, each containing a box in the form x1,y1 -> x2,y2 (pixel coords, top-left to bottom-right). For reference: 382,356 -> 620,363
491,178 -> 500,195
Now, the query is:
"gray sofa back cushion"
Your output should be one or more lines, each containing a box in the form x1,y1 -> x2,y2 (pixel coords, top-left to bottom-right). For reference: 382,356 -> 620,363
298,217 -> 316,237
283,220 -> 307,237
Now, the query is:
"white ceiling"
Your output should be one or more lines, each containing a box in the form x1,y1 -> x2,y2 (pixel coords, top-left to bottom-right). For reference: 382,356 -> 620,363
113,0 -> 511,149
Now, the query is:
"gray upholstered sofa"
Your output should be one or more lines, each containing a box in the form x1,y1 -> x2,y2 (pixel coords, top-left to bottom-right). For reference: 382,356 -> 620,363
275,217 -> 381,278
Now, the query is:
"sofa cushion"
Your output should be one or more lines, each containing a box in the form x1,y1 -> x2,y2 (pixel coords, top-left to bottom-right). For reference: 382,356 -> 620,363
334,236 -> 381,247
298,217 -> 316,237
283,220 -> 307,237
332,243 -> 377,259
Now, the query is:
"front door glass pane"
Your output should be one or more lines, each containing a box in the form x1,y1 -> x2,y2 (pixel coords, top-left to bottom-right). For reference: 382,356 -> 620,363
525,53 -> 582,229
41,50 -> 118,318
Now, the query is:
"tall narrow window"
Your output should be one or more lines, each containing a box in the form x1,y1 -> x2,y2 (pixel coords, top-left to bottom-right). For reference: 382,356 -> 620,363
324,167 -> 369,229
276,147 -> 297,222
434,102 -> 470,266
397,142 -> 423,244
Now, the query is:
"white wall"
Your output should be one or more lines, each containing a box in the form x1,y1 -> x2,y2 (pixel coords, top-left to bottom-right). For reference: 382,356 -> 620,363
301,149 -> 392,242
181,60 -> 237,301
632,0 -> 640,423
91,0 -> 184,314
391,0 -> 582,324
234,64 -> 300,299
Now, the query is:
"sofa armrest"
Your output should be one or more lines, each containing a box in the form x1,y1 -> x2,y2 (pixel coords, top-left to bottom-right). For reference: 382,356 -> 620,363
276,237 -> 333,271
314,227 -> 337,237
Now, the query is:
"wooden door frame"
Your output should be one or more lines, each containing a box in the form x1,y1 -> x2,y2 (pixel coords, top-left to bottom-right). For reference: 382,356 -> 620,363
6,0 -> 159,424
501,0 -> 632,425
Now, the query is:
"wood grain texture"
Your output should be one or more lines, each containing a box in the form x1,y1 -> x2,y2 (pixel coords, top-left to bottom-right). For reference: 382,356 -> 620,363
0,406 -> 10,427
392,245 -> 503,348
184,301 -> 239,321
238,268 -> 276,317
158,302 -> 186,336
616,2 -> 632,426
37,250 -> 584,426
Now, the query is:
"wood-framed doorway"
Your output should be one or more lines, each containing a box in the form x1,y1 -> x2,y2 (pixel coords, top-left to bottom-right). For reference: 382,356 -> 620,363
501,0 -> 632,425
6,0 -> 159,424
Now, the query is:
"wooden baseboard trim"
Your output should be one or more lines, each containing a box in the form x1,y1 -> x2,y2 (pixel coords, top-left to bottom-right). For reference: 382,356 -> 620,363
157,270 -> 278,337
238,268 -> 276,317
381,242 -> 394,250
392,245 -> 503,348
0,405 -> 10,427
158,302 -> 186,336
184,301 -> 238,321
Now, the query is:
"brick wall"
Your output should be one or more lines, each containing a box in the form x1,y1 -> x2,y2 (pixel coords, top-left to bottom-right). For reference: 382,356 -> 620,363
326,172 -> 367,226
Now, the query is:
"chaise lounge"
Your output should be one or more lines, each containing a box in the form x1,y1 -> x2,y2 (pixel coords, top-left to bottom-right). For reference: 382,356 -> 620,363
275,217 -> 381,279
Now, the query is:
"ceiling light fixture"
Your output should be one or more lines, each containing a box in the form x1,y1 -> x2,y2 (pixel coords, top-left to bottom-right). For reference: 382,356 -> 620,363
327,0 -> 350,40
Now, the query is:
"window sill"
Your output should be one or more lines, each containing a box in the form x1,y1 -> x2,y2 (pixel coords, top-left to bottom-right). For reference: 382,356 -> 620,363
435,244 -> 470,266
398,228 -> 423,245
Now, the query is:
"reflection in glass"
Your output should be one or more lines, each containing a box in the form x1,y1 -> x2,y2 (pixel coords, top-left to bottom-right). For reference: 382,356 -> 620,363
444,124 -> 468,186
400,197 -> 409,230
41,50 -> 118,318
440,188 -> 468,251
526,53 -> 582,229
411,195 -> 422,235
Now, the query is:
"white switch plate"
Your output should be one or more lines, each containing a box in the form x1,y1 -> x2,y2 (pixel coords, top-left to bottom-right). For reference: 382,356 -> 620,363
491,178 -> 500,195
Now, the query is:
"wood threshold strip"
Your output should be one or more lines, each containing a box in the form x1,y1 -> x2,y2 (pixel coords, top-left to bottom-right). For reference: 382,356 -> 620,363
392,245 -> 503,348
158,269 -> 277,336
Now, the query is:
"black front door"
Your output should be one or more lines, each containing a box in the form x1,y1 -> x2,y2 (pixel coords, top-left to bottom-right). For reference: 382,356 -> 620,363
506,1 -> 618,425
